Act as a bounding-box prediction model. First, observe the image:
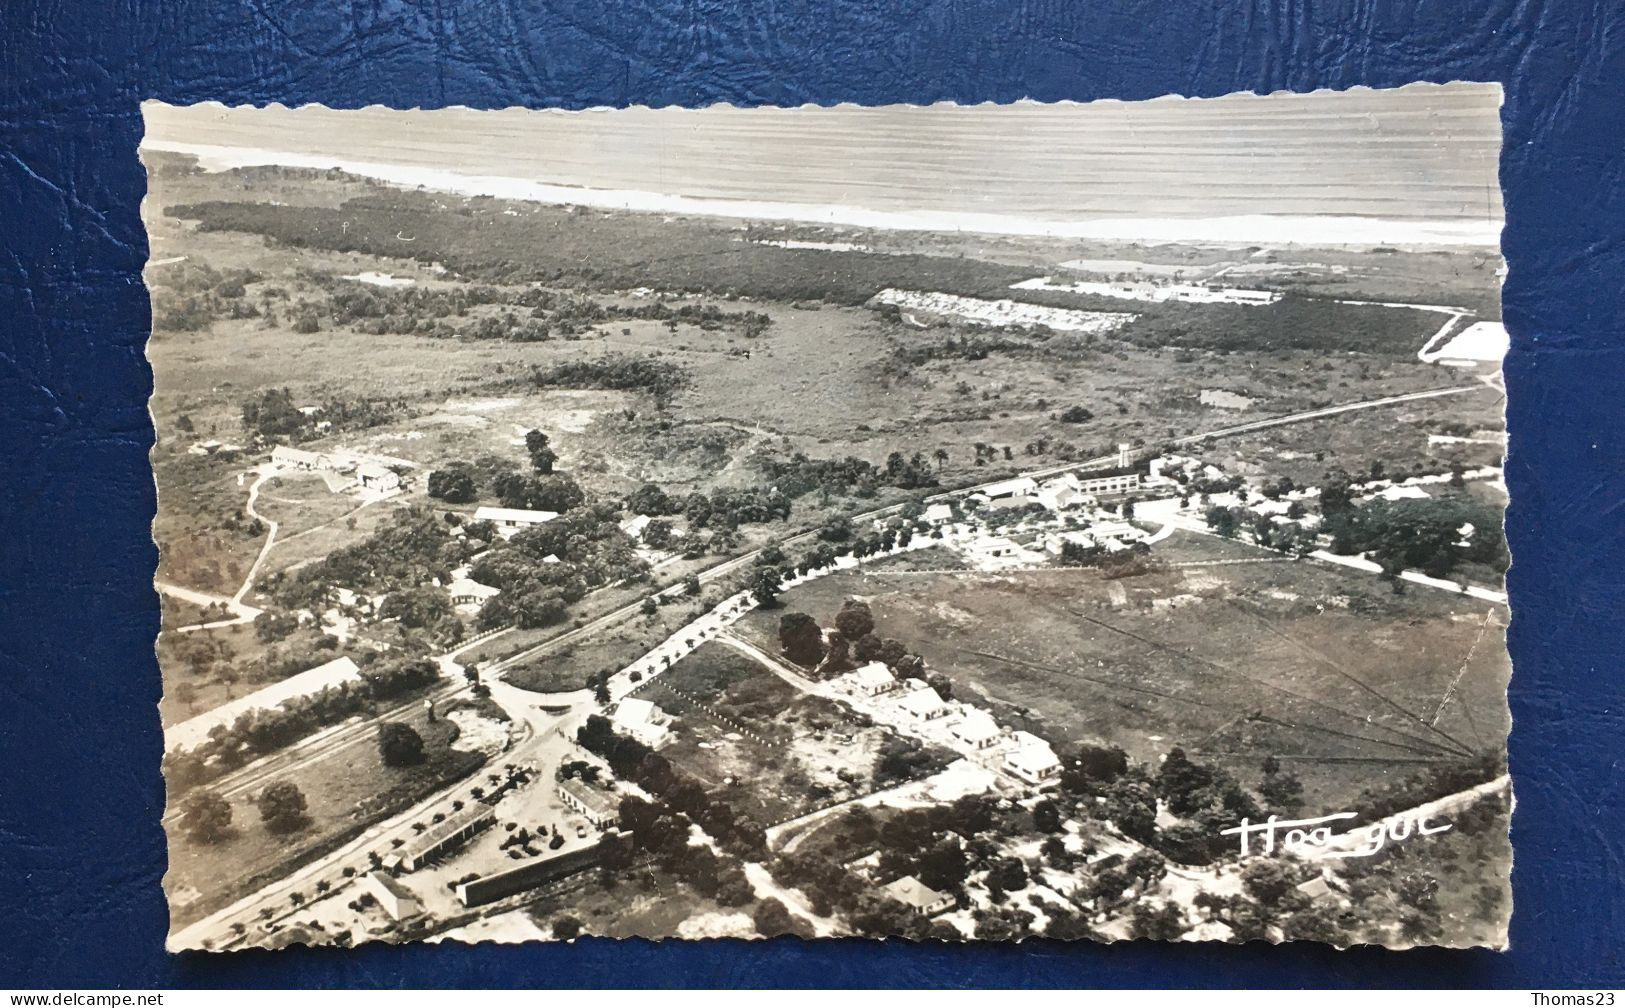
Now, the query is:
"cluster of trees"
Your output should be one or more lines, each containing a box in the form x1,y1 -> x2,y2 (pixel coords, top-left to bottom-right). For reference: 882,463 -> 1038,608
1203,504 -> 1319,556
756,450 -> 939,499
470,503 -> 649,630
428,436 -> 573,508
678,485 -> 792,531
531,354 -> 689,403
162,658 -> 440,794
268,506 -> 473,610
149,262 -> 263,332
575,715 -> 768,861
1324,495 -> 1508,583
602,795 -> 766,912
775,598 -> 941,695
240,388 -> 407,441
1107,294 -> 1440,358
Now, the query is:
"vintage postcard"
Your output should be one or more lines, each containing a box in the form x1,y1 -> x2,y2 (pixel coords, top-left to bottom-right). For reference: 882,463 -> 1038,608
144,83 -> 1511,951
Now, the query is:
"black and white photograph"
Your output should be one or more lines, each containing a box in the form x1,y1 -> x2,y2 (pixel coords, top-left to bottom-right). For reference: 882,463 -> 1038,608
142,82 -> 1512,952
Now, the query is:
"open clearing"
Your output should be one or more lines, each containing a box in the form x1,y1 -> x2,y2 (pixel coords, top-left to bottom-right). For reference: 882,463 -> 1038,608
736,529 -> 1507,813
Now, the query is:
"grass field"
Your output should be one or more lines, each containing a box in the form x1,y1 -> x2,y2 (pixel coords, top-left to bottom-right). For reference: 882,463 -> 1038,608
163,711 -> 486,928
735,529 -> 1508,814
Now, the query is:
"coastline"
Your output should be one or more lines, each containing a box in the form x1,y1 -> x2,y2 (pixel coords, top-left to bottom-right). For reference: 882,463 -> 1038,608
142,139 -> 1501,248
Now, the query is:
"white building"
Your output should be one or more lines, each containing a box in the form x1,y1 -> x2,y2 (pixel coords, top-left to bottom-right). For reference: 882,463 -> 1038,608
883,875 -> 955,916
1036,476 -> 1086,512
1004,731 -> 1063,785
356,461 -> 401,491
950,711 -> 1003,750
619,514 -> 652,539
473,506 -> 561,538
363,871 -> 422,920
611,697 -> 671,747
897,686 -> 949,721
850,662 -> 897,697
922,503 -> 955,525
271,445 -> 330,470
1075,471 -> 1142,496
980,476 -> 1039,500
446,576 -> 501,609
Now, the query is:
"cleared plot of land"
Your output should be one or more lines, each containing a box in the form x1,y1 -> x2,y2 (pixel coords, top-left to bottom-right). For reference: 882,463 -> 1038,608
641,642 -> 945,825
736,530 -> 1507,813
164,711 -> 485,928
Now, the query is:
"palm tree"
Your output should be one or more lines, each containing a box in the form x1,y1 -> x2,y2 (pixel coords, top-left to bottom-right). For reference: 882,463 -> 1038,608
934,448 -> 949,470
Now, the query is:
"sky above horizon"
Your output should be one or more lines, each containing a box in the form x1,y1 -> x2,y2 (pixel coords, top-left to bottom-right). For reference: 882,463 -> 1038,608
144,83 -> 1504,238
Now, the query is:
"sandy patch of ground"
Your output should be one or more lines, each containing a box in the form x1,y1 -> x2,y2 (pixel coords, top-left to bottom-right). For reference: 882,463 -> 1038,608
676,911 -> 755,939
429,910 -> 552,945
447,709 -> 509,758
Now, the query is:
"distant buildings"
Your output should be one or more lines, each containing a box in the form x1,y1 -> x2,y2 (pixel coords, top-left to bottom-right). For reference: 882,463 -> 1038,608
557,778 -> 620,829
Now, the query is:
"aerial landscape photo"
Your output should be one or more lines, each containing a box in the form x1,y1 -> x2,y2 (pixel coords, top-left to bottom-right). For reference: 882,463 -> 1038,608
142,83 -> 1513,951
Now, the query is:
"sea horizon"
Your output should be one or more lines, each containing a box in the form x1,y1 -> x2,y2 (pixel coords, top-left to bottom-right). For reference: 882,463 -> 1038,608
142,138 -> 1501,248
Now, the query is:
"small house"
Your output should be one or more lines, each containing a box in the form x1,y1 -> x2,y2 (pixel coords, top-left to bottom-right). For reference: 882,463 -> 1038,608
611,698 -> 671,747
1004,732 -> 1063,785
950,711 -> 1003,750
883,875 -> 954,917
363,871 -> 422,920
897,686 -> 949,721
851,661 -> 897,697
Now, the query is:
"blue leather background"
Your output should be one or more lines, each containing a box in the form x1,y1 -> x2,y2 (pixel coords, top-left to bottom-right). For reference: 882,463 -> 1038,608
3,0 -> 1623,989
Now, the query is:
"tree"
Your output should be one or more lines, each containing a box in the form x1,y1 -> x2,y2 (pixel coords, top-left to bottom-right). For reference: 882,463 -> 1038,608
986,856 -> 1028,892
552,915 -> 584,940
1320,467 -> 1355,514
626,482 -> 676,516
1258,763 -> 1305,815
834,598 -> 876,640
377,722 -> 426,767
778,611 -> 825,666
256,781 -> 309,834
1127,901 -> 1188,941
1240,860 -> 1299,908
180,788 -> 233,844
752,898 -> 796,937
1103,778 -> 1158,843
427,466 -> 477,503
751,566 -> 783,607
524,429 -> 558,474
1031,798 -> 1063,834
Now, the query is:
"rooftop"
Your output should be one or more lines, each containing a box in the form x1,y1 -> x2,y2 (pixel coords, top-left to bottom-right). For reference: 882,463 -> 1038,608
473,506 -> 561,525
883,875 -> 950,910
558,777 -> 621,818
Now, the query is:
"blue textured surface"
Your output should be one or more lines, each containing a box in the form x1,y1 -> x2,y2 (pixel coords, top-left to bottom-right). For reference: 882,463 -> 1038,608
2,0 -> 1622,989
